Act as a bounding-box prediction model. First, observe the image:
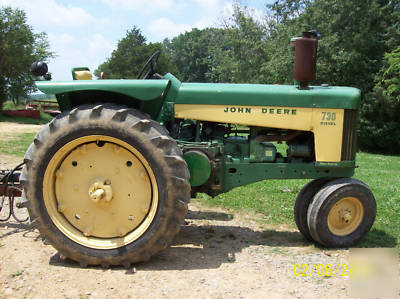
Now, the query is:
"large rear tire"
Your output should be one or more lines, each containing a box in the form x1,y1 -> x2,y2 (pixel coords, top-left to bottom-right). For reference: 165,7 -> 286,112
21,104 -> 190,267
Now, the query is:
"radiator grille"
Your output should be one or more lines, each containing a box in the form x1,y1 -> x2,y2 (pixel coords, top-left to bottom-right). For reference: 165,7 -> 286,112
341,109 -> 358,161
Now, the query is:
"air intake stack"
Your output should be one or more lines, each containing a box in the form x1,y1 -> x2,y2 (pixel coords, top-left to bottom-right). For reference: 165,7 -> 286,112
293,30 -> 320,88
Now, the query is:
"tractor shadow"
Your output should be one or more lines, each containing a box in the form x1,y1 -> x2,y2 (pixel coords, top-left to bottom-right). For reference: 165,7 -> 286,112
0,221 -> 43,243
140,227 -> 304,271
0,221 -> 34,238
0,207 -> 40,240
47,208 -> 397,271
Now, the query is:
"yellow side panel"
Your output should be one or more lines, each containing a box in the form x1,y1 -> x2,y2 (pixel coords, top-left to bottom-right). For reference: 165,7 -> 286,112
174,104 -> 344,162
312,108 -> 344,162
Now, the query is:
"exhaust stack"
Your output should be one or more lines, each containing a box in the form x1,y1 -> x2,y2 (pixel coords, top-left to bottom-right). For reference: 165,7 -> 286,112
293,31 -> 320,88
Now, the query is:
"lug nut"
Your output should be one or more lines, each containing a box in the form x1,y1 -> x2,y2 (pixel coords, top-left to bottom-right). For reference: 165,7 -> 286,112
58,204 -> 66,212
83,227 -> 92,237
117,227 -> 127,237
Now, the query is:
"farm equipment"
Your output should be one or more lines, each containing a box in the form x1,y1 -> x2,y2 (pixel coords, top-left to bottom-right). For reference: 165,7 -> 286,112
6,31 -> 376,267
25,99 -> 60,116
0,164 -> 29,223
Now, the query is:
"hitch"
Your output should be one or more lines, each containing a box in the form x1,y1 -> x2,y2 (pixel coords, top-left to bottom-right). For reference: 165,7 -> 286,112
0,162 -> 29,223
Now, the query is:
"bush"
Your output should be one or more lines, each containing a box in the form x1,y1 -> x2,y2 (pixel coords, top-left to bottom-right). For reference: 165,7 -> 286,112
359,88 -> 400,154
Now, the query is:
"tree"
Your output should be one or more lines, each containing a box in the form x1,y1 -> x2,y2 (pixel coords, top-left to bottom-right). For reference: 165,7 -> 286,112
165,5 -> 268,84
263,0 -> 399,153
379,46 -> 400,104
0,7 -> 53,110
263,0 -> 392,90
359,45 -> 400,154
164,28 -> 227,82
94,27 -> 176,79
207,5 -> 268,84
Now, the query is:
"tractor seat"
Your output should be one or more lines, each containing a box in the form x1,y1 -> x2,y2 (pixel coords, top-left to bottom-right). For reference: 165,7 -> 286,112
72,67 -> 92,80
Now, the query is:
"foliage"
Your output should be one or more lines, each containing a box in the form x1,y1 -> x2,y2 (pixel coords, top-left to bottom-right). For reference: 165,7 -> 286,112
359,46 -> 400,153
94,27 -> 176,79
164,6 -> 268,84
207,6 -> 268,84
378,46 -> 400,104
264,1 -> 391,90
0,7 -> 53,111
264,0 -> 400,153
164,28 -> 226,82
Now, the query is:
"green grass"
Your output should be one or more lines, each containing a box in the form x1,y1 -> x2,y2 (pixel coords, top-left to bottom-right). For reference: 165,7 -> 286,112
11,270 -> 24,278
196,152 -> 400,248
2,101 -> 26,110
0,132 -> 37,157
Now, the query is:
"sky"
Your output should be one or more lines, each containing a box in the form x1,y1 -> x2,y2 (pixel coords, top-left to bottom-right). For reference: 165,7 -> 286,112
0,0 -> 270,81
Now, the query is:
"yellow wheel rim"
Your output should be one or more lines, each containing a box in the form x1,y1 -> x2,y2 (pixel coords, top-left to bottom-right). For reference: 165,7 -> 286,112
43,135 -> 158,249
327,197 -> 364,236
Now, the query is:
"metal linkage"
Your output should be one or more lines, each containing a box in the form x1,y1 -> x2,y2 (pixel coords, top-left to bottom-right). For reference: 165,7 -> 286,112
0,162 -> 29,223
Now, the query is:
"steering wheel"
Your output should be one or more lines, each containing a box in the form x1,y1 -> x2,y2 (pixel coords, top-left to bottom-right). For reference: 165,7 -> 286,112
137,50 -> 160,79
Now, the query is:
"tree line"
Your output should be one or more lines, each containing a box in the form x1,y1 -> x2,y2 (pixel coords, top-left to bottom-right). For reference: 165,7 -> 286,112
0,7 -> 53,108
1,1 -> 399,153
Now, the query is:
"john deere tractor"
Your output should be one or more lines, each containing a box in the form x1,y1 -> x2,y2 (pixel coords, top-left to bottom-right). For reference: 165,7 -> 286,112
22,31 -> 376,267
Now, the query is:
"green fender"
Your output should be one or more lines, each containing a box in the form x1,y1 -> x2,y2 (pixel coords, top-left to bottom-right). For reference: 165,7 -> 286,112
36,79 -> 171,118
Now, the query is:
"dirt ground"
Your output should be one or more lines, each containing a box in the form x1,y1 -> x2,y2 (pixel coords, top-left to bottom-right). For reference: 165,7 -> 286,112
0,122 -> 352,298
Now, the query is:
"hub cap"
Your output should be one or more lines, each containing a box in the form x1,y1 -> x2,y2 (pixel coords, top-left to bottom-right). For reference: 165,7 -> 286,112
43,136 -> 158,249
327,197 -> 364,236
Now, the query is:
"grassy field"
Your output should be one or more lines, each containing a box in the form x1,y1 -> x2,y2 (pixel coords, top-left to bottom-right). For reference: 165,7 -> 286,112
0,132 -> 37,157
2,101 -> 27,110
196,152 -> 400,248
0,113 -> 52,125
1,122 -> 398,248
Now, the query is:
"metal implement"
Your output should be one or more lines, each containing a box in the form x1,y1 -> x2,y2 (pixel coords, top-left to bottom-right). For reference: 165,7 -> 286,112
0,163 -> 29,223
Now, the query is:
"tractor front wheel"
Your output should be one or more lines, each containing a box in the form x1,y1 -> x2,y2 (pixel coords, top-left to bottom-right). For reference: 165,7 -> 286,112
307,178 -> 376,247
294,178 -> 333,241
21,104 -> 190,267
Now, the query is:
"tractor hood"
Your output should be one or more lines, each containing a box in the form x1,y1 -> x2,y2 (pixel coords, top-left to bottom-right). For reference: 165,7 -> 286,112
35,79 -> 171,101
175,83 -> 361,110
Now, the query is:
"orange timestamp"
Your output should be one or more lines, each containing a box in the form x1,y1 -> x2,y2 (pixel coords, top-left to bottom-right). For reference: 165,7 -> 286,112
293,263 -> 349,277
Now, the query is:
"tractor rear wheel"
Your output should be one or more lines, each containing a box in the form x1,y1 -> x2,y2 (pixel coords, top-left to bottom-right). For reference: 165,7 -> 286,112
294,178 -> 333,241
307,178 -> 376,247
21,104 -> 190,267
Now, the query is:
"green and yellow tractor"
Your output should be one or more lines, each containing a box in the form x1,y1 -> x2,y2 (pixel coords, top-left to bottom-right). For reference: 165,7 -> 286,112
20,31 -> 375,267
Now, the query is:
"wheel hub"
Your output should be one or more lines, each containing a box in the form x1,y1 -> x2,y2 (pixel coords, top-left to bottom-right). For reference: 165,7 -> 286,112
43,135 -> 159,249
339,208 -> 352,223
54,141 -> 152,238
327,197 -> 364,236
88,181 -> 113,204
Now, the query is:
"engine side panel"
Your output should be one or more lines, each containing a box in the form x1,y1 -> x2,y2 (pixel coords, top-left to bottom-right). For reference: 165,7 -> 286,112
174,104 -> 345,162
